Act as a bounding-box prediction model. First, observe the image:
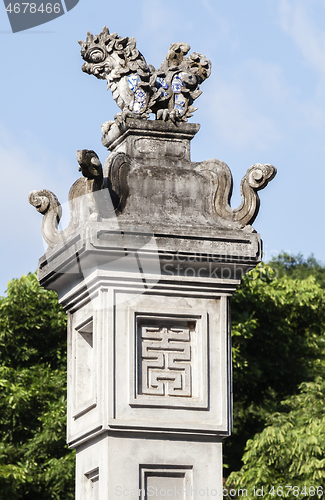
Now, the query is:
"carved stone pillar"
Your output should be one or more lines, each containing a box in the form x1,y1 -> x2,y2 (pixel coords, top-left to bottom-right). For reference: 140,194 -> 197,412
29,28 -> 275,500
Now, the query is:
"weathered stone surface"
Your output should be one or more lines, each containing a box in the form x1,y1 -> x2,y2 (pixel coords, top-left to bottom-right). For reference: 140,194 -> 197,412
29,120 -> 275,267
29,32 -> 276,500
28,150 -> 107,247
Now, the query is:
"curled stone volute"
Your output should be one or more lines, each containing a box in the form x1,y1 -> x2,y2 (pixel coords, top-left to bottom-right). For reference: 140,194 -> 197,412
246,163 -> 276,190
28,189 -> 60,216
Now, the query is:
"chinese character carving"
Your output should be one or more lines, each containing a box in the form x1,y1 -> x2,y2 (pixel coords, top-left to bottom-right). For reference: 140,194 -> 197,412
140,325 -> 192,398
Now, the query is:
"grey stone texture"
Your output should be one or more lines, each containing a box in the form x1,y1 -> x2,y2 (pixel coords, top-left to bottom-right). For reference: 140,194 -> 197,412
29,32 -> 276,500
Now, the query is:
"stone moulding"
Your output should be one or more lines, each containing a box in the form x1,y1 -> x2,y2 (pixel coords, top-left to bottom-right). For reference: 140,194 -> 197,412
101,118 -> 200,151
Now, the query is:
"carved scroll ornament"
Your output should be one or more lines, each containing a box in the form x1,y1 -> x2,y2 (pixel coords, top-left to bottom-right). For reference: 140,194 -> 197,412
196,160 -> 276,228
28,150 -> 127,247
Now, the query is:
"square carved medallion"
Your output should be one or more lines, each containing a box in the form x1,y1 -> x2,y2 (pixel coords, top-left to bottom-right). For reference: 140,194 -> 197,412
130,313 -> 208,409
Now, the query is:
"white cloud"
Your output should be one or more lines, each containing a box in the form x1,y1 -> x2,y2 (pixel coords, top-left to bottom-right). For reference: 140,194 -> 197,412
141,0 -> 170,31
201,0 -> 215,14
298,99 -> 325,129
139,0 -> 235,65
279,0 -> 325,81
277,0 -> 325,131
206,77 -> 281,150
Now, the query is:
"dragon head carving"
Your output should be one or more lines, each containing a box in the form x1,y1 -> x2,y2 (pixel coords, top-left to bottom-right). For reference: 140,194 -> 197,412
79,28 -> 151,116
79,27 -> 211,123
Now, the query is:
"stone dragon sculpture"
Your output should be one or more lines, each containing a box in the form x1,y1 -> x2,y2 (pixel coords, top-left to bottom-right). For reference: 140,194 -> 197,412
78,27 -> 211,128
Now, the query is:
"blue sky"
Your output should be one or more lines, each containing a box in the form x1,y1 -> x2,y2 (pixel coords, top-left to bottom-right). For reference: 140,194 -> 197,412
1,0 -> 325,295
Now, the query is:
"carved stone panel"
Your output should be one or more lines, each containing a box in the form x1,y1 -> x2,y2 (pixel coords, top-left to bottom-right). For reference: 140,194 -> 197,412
75,433 -> 222,500
67,292 -> 104,445
73,318 -> 97,419
140,466 -> 193,500
84,468 -> 99,500
134,138 -> 186,159
130,313 -> 208,409
67,287 -> 230,439
110,291 -> 231,433
140,323 -> 192,398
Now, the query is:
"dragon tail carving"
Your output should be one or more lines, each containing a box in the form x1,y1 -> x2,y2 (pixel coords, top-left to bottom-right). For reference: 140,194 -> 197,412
197,160 -> 276,228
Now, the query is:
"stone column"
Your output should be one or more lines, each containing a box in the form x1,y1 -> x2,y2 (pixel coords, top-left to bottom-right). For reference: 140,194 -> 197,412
29,119 -> 275,500
29,28 -> 276,500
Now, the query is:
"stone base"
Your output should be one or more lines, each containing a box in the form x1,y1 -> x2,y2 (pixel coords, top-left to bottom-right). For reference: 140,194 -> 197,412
76,432 -> 223,500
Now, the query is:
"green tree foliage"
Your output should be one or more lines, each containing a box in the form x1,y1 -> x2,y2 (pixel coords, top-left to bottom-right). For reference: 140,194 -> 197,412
0,273 -> 74,500
224,261 -> 325,473
1,254 -> 325,497
270,252 -> 325,288
227,377 -> 325,498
